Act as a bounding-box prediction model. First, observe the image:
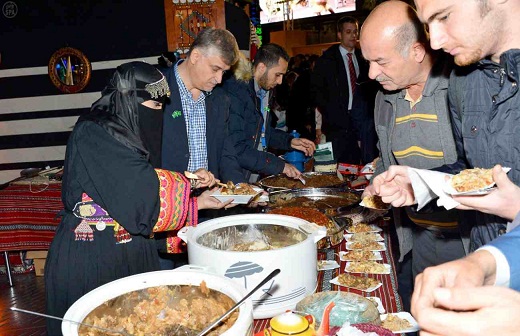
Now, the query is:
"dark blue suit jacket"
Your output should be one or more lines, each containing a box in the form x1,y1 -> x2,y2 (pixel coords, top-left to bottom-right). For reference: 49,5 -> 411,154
161,68 -> 246,183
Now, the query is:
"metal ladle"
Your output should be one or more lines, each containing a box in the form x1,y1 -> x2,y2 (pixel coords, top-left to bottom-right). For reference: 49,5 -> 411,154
197,268 -> 281,336
10,307 -> 132,335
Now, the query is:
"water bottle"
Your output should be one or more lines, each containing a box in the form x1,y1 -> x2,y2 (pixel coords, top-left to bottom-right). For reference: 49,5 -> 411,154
283,130 -> 307,172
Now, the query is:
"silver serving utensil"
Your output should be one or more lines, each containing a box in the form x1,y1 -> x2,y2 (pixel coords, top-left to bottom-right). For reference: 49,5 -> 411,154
298,176 -> 307,185
197,269 -> 281,336
10,307 -> 133,336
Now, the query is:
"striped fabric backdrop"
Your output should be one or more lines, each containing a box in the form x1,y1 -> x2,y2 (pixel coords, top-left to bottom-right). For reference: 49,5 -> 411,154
0,56 -> 160,184
0,0 -> 169,185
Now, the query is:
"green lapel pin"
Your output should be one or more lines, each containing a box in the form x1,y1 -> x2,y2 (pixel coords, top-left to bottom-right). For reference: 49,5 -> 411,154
172,110 -> 182,118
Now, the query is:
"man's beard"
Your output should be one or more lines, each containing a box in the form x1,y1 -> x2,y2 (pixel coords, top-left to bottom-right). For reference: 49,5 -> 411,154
454,48 -> 483,66
258,71 -> 269,90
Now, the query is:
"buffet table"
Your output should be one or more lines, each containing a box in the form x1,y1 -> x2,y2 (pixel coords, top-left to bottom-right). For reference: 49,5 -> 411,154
0,182 -> 62,285
252,218 -> 403,333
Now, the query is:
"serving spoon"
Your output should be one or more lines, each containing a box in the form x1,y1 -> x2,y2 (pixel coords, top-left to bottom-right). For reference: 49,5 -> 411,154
197,268 -> 281,336
10,307 -> 133,335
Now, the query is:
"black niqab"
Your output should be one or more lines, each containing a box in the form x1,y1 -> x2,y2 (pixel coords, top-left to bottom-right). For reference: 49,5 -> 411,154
78,61 -> 169,165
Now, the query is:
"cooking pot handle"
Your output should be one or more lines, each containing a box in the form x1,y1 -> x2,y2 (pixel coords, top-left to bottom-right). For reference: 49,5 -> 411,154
312,226 -> 328,244
177,226 -> 193,243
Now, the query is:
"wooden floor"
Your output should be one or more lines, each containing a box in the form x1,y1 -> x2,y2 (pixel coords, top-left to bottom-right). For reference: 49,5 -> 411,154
0,272 -> 47,336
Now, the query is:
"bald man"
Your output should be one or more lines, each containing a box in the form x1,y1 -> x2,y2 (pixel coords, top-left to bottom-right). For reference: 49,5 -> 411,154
360,0 -> 468,309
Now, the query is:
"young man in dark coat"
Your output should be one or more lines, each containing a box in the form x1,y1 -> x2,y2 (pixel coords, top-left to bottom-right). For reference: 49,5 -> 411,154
223,44 -> 315,182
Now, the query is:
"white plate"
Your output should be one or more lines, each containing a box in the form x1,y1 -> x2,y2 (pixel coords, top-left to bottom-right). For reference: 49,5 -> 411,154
317,260 -> 340,271
339,251 -> 383,261
211,187 -> 263,204
443,167 -> 511,196
329,275 -> 382,293
367,296 -> 386,314
345,224 -> 382,234
344,233 -> 384,242
380,312 -> 419,334
344,262 -> 391,274
345,241 -> 386,252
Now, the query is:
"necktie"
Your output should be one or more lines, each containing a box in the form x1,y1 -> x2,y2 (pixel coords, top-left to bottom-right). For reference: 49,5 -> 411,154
347,53 -> 357,93
257,89 -> 268,149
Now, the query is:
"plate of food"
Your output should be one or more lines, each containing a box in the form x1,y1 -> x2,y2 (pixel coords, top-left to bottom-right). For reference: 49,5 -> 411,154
211,183 -> 264,204
367,296 -> 386,314
380,312 -> 419,334
330,273 -> 382,292
345,261 -> 391,274
360,195 -> 391,210
344,232 -> 384,242
339,250 -> 383,261
346,223 -> 382,234
346,241 -> 386,252
443,167 -> 511,196
317,259 -> 340,271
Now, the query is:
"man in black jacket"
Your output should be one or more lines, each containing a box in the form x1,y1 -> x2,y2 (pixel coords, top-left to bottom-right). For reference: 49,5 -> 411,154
223,44 -> 315,182
310,16 -> 373,164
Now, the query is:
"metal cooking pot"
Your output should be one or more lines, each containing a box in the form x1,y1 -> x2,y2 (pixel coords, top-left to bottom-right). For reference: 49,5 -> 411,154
257,172 -> 351,191
178,214 -> 327,319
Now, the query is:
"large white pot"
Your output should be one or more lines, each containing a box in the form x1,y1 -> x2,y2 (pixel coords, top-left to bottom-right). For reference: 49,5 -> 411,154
178,214 -> 326,319
62,265 -> 254,336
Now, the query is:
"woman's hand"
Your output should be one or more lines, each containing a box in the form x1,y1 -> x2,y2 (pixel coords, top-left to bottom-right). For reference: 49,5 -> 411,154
196,188 -> 237,210
193,168 -> 217,189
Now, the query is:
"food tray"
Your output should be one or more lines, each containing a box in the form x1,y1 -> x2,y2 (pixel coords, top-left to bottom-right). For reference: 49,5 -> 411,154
267,187 -> 361,215
258,172 -> 351,190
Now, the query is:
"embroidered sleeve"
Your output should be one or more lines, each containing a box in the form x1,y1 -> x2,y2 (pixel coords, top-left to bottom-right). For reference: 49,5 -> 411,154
153,169 -> 198,233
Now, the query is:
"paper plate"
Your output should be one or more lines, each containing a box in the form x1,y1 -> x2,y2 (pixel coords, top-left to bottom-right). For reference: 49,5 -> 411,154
346,241 -> 386,252
344,262 -> 391,275
443,167 -> 511,196
211,187 -> 263,204
330,275 -> 382,293
344,233 -> 384,242
380,312 -> 419,334
345,224 -> 382,234
339,251 -> 383,261
317,260 -> 340,271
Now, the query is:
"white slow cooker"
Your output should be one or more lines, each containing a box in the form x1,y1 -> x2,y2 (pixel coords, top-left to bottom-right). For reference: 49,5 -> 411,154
178,214 -> 326,319
62,265 -> 254,336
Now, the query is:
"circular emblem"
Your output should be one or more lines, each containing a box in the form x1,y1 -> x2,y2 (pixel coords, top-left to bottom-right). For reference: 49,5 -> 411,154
2,1 -> 17,18
95,221 -> 107,231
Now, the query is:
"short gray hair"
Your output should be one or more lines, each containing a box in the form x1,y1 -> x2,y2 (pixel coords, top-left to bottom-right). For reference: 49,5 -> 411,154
393,7 -> 428,56
188,27 -> 239,66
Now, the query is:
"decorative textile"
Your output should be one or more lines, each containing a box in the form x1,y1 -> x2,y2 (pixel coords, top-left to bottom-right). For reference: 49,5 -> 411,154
72,193 -> 131,243
347,53 -> 357,93
165,193 -> 198,253
174,62 -> 209,171
153,169 -> 195,232
0,184 -> 61,251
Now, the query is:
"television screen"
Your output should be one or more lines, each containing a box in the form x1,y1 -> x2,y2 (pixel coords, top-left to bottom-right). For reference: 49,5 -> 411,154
260,0 -> 356,24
